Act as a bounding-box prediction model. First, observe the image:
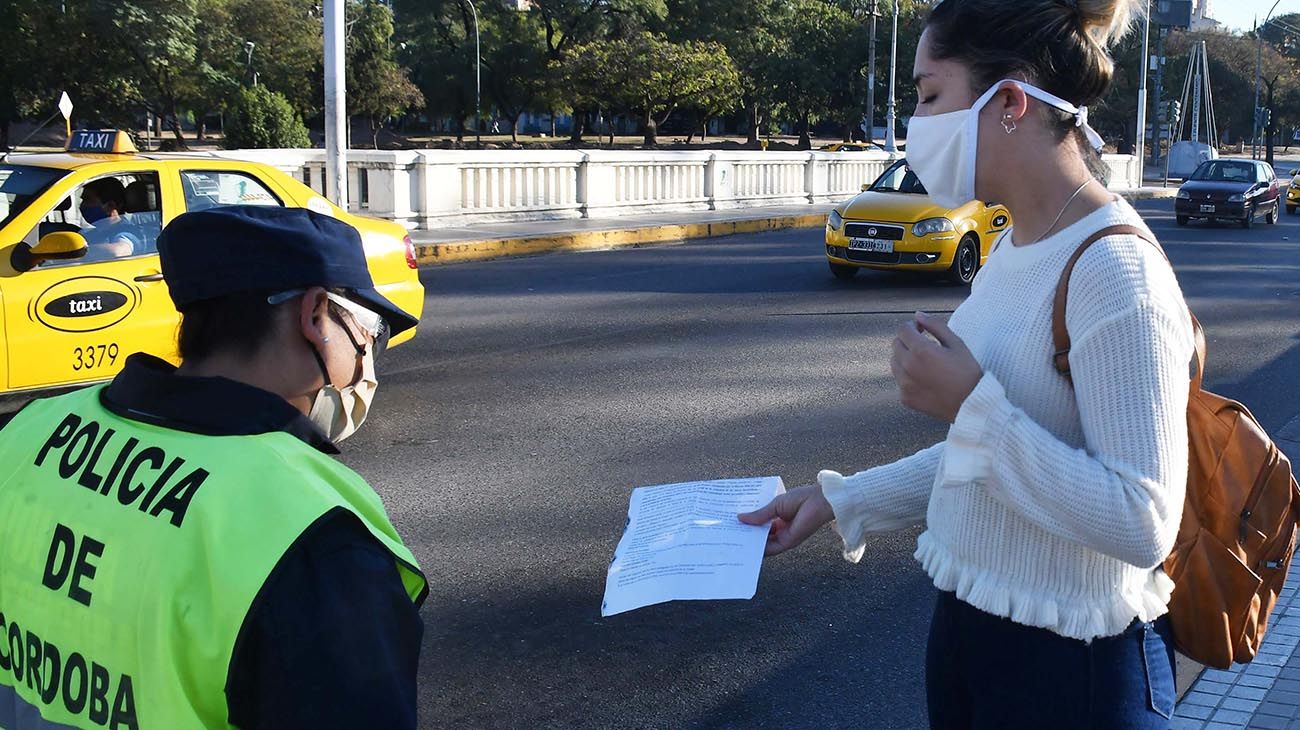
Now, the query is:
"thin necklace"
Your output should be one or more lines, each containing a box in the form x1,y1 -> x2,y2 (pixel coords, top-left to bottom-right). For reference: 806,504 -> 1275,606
1022,179 -> 1093,245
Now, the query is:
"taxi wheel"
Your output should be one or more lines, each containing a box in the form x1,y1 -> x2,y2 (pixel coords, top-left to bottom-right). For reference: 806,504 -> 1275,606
1176,215 -> 1189,226
1288,205 -> 1296,215
829,262 -> 859,280
946,236 -> 979,286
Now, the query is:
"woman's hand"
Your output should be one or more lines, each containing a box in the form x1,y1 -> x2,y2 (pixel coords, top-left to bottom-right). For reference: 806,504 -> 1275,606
737,484 -> 836,556
891,311 -> 983,424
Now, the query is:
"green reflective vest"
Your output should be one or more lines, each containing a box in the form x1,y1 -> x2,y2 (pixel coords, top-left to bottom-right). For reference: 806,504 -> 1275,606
0,385 -> 426,729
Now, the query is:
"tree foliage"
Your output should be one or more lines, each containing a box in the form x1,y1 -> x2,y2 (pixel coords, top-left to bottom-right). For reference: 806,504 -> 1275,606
347,1 -> 424,148
223,85 -> 312,148
563,32 -> 740,145
9,0 -> 1300,153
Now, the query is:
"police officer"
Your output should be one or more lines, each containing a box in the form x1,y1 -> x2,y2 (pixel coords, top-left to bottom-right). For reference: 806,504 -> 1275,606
0,206 -> 426,728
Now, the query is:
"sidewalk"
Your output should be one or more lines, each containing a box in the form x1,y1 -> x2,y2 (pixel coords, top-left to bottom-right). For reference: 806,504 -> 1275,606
1171,420 -> 1300,729
407,188 -> 1178,266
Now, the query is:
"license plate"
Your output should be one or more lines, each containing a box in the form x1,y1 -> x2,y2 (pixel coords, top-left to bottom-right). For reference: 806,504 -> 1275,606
1200,204 -> 1216,213
848,237 -> 894,253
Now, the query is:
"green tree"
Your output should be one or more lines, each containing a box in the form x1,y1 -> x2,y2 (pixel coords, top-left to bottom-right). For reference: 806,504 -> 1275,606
532,0 -> 667,141
394,0 -> 476,140
223,85 -> 311,148
564,32 -> 740,146
89,0 -> 203,148
347,0 -> 424,149
481,7 -> 550,142
227,0 -> 324,119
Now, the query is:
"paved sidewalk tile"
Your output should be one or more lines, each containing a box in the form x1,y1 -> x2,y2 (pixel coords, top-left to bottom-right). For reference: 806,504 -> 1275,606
1173,564 -> 1300,728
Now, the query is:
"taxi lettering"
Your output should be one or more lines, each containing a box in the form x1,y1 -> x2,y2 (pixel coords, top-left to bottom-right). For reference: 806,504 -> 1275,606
35,413 -> 208,528
0,610 -> 138,729
43,291 -> 130,320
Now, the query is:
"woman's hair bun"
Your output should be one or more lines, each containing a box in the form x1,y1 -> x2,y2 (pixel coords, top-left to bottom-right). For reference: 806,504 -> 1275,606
1075,0 -> 1144,47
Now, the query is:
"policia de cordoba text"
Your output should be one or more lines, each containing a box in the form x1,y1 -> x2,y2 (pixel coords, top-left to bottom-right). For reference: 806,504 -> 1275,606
0,411 -> 208,729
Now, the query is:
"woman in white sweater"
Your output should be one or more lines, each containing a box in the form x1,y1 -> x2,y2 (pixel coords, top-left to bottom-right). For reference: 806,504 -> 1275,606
739,0 -> 1195,727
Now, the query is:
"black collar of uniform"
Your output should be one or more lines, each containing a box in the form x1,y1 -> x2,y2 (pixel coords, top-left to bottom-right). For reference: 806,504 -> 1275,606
101,353 -> 339,454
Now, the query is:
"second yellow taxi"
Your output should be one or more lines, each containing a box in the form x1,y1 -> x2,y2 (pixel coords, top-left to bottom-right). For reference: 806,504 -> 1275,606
824,158 -> 1011,285
0,129 -> 424,395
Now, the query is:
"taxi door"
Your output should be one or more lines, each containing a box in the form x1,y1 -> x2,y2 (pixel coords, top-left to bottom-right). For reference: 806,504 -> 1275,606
3,166 -> 181,391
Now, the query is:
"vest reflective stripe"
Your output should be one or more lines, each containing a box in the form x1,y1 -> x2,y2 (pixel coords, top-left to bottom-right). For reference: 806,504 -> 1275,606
0,386 -> 426,729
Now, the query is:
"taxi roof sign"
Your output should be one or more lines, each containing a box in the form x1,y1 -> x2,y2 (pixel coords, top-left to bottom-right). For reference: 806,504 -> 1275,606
66,129 -> 137,154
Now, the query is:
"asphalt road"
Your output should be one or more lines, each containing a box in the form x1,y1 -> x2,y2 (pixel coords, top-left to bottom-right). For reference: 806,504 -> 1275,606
345,199 -> 1300,729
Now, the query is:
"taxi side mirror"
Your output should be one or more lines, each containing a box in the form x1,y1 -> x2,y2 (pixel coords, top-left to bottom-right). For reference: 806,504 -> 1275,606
11,231 -> 88,272
861,184 -> 871,192
1290,169 -> 1297,176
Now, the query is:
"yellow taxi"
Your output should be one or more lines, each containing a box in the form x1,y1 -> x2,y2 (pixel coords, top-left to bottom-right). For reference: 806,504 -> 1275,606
0,129 -> 423,395
824,158 -> 1011,285
1287,168 -> 1300,215
822,142 -> 880,153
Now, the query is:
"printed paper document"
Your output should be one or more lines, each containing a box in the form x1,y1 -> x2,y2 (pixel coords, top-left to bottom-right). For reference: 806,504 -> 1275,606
601,476 -> 783,617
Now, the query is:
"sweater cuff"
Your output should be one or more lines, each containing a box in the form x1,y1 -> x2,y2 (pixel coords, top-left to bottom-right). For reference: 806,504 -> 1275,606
940,372 -> 1015,486
818,469 -> 869,564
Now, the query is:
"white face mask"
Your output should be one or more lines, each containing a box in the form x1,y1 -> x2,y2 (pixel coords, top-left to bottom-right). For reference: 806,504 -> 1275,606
905,79 -> 1105,208
307,293 -> 386,443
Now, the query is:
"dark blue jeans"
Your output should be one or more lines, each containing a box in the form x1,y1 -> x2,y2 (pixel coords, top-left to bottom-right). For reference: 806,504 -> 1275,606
926,591 -> 1177,729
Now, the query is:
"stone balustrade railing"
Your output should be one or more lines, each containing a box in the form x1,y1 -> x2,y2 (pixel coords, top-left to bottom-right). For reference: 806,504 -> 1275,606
213,148 -> 1142,230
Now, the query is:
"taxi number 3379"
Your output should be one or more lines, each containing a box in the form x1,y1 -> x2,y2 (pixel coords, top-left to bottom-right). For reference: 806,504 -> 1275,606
71,344 -> 120,371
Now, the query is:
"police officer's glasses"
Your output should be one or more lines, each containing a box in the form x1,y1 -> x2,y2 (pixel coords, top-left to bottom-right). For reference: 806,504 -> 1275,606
268,289 -> 391,356
325,293 -> 390,357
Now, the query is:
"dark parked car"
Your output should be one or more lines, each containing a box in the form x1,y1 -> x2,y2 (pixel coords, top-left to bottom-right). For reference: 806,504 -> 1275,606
1176,158 -> 1281,228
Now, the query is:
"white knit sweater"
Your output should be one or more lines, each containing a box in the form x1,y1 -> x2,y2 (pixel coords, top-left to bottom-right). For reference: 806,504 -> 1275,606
821,198 -> 1196,642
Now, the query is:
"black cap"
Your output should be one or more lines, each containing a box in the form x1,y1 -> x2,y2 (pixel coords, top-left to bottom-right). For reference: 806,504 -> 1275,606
157,205 -> 418,336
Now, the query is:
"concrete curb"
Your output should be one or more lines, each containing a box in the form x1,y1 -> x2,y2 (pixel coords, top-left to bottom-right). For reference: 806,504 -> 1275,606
414,213 -> 827,266
413,189 -> 1175,266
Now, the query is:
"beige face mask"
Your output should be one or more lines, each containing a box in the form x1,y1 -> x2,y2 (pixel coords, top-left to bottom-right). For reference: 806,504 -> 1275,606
307,294 -> 384,443
307,342 -> 377,443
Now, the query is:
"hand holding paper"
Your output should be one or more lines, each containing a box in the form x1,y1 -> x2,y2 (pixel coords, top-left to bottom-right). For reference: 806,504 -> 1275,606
737,483 -> 835,556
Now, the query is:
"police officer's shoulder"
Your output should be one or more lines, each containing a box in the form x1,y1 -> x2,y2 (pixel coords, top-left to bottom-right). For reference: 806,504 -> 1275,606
0,399 -> 35,433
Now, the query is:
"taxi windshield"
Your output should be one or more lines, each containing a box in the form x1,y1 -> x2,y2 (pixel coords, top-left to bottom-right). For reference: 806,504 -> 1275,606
0,165 -> 67,231
870,161 -> 928,194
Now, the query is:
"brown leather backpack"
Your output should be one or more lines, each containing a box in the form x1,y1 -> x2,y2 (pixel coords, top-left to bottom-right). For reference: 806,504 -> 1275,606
1053,224 -> 1300,669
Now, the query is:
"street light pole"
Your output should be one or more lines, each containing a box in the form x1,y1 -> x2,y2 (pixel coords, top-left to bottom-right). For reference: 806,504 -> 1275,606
466,0 -> 481,147
884,0 -> 898,154
865,0 -> 879,145
1135,0 -> 1150,184
324,0 -> 347,208
1254,0 -> 1282,160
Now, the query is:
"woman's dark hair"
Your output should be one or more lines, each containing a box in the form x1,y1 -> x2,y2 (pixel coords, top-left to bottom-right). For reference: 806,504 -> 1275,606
926,0 -> 1141,177
177,292 -> 286,362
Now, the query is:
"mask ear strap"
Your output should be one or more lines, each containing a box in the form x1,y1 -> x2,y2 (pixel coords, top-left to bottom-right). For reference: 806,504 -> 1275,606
1007,79 -> 1106,151
310,343 -> 334,389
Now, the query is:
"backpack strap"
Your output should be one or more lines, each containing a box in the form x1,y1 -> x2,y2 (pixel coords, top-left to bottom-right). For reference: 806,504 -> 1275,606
1051,224 -> 1207,387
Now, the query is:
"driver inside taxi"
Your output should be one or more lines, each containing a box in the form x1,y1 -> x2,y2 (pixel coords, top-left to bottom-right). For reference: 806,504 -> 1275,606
77,178 -> 137,260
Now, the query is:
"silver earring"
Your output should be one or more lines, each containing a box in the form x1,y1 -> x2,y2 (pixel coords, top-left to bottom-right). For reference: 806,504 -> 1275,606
322,337 -> 330,343
1002,114 -> 1017,135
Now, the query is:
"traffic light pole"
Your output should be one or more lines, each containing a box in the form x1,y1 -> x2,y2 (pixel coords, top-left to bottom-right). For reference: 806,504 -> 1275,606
1150,27 -> 1166,169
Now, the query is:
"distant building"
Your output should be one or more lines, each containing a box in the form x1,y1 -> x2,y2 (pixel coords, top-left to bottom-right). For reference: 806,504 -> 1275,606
1191,0 -> 1220,31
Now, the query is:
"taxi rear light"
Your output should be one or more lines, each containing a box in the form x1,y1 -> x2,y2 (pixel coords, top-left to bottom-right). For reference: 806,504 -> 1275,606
403,235 -> 418,269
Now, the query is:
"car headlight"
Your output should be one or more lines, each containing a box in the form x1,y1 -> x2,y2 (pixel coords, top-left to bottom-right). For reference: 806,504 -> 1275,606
1177,190 -> 1190,200
913,217 -> 955,237
1228,193 -> 1245,203
828,209 -> 844,231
